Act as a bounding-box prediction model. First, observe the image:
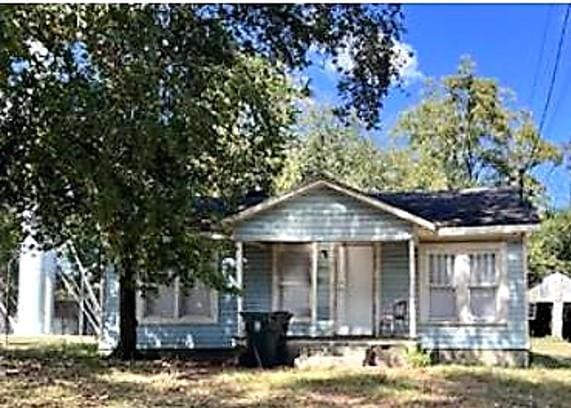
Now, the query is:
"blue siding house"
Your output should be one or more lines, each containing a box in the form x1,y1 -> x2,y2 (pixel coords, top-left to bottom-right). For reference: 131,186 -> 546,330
101,178 -> 538,366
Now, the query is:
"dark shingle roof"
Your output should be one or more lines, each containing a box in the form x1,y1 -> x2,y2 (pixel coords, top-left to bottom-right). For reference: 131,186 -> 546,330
229,184 -> 539,228
371,187 -> 539,227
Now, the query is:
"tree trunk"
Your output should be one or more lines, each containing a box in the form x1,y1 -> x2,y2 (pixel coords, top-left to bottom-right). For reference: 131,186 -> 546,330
111,260 -> 138,360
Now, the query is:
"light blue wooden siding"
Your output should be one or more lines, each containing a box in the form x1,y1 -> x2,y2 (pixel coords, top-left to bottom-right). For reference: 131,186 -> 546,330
243,244 -> 272,311
380,242 -> 410,333
100,266 -> 120,352
99,267 -> 237,352
418,240 -> 528,350
234,186 -> 412,242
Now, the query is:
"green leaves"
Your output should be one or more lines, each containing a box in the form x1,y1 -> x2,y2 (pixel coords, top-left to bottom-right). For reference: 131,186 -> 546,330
529,210 -> 571,281
392,55 -> 561,197
0,5 -> 406,355
273,108 -> 389,192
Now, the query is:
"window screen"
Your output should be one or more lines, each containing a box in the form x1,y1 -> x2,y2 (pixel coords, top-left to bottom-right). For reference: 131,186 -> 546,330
179,282 -> 215,320
279,248 -> 311,319
428,254 -> 457,320
468,253 -> 498,320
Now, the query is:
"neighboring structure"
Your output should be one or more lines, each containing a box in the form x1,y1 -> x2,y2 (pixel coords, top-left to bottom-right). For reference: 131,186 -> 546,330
101,178 -> 538,366
14,236 -> 57,335
529,272 -> 571,340
1,238 -> 101,336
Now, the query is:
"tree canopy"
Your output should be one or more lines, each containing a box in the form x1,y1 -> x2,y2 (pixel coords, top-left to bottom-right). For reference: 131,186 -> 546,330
274,105 -> 450,193
0,4 -> 406,358
529,209 -> 571,284
392,56 -> 561,196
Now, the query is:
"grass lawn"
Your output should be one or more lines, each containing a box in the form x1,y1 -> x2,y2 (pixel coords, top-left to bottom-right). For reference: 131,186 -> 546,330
1,336 -> 571,407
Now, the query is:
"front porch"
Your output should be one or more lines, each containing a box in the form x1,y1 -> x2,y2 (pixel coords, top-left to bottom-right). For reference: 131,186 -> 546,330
234,240 -> 418,342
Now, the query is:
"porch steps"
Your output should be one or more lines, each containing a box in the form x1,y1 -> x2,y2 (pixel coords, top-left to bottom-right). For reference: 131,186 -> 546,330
289,338 -> 418,368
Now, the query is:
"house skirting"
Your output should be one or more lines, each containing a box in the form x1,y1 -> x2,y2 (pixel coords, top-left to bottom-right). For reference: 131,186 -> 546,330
431,348 -> 529,367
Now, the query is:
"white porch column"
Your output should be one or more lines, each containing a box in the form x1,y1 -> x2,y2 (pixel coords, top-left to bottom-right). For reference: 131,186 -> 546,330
310,242 -> 318,336
373,242 -> 381,336
235,241 -> 244,337
408,239 -> 417,339
552,301 -> 564,339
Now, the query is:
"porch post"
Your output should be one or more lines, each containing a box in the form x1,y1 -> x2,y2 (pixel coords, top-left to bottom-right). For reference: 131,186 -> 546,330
408,239 -> 417,339
311,242 -> 318,336
236,241 -> 244,337
372,242 -> 381,336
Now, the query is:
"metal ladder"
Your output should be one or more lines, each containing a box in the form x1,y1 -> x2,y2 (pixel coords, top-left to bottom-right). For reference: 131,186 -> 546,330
56,242 -> 102,336
0,255 -> 18,334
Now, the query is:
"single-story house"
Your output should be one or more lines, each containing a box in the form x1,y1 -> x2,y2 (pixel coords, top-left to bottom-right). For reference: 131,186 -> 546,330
100,178 -> 538,366
529,272 -> 571,340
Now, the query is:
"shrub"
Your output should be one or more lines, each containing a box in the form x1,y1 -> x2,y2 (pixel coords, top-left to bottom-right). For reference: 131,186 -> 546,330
404,347 -> 432,368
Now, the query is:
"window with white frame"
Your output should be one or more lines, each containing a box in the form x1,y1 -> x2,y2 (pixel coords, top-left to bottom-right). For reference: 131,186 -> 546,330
276,245 -> 312,321
428,253 -> 457,320
422,243 -> 505,324
468,252 -> 499,321
140,279 -> 218,324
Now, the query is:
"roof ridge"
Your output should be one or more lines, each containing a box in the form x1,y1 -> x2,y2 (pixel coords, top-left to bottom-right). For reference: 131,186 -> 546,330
370,185 -> 519,196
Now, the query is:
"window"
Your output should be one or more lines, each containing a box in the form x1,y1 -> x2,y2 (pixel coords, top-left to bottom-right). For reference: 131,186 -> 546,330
139,279 -> 218,324
276,245 -> 312,321
421,243 -> 506,324
468,253 -> 498,321
143,282 -> 176,319
428,254 -> 457,320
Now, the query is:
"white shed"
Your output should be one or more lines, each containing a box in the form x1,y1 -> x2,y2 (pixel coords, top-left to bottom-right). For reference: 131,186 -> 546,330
529,272 -> 571,339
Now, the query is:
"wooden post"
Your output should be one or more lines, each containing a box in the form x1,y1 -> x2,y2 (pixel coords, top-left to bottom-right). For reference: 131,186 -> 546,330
331,244 -> 339,335
311,242 -> 318,337
78,265 -> 85,336
271,244 -> 279,311
236,241 -> 244,337
408,239 -> 417,339
373,242 -> 381,336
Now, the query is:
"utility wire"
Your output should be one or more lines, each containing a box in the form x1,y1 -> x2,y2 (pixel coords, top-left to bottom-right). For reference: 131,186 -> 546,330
543,66 -> 571,137
539,4 -> 571,133
529,5 -> 553,107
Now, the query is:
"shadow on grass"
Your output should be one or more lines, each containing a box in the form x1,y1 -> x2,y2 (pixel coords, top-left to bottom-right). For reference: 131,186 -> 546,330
5,342 -> 571,407
531,352 -> 571,369
0,342 -> 240,407
437,367 -> 571,407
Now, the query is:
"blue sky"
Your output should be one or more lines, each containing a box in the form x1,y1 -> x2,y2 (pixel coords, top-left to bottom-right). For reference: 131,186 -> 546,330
305,4 -> 571,208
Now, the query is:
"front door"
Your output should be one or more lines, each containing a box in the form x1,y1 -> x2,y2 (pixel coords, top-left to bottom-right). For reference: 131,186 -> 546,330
336,245 -> 374,335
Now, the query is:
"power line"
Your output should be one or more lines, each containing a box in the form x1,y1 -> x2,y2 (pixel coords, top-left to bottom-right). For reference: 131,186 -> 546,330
529,5 -> 553,107
539,4 -> 571,133
543,65 -> 571,137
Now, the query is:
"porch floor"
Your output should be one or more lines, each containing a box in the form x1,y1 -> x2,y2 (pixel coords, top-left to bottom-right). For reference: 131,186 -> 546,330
287,335 -> 417,348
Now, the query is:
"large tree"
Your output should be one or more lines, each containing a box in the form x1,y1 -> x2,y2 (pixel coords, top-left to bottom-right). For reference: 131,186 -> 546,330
0,5 -> 406,358
274,107 -> 391,191
392,56 -> 561,195
274,106 -> 449,192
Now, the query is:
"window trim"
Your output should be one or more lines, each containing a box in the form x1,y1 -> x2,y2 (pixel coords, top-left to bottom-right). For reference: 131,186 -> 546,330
137,278 -> 219,325
420,242 -> 508,325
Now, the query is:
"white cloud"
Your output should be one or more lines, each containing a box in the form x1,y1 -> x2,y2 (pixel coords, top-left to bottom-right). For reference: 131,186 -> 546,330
323,39 -> 424,87
392,41 -> 424,86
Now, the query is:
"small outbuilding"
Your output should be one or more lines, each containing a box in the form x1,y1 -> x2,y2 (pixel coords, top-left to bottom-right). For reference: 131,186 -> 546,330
529,272 -> 571,340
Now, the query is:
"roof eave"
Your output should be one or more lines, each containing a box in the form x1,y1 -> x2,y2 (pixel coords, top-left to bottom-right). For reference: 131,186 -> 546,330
434,223 -> 540,237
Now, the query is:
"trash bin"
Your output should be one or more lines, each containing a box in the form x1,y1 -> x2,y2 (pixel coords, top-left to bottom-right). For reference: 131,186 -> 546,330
239,311 -> 293,368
